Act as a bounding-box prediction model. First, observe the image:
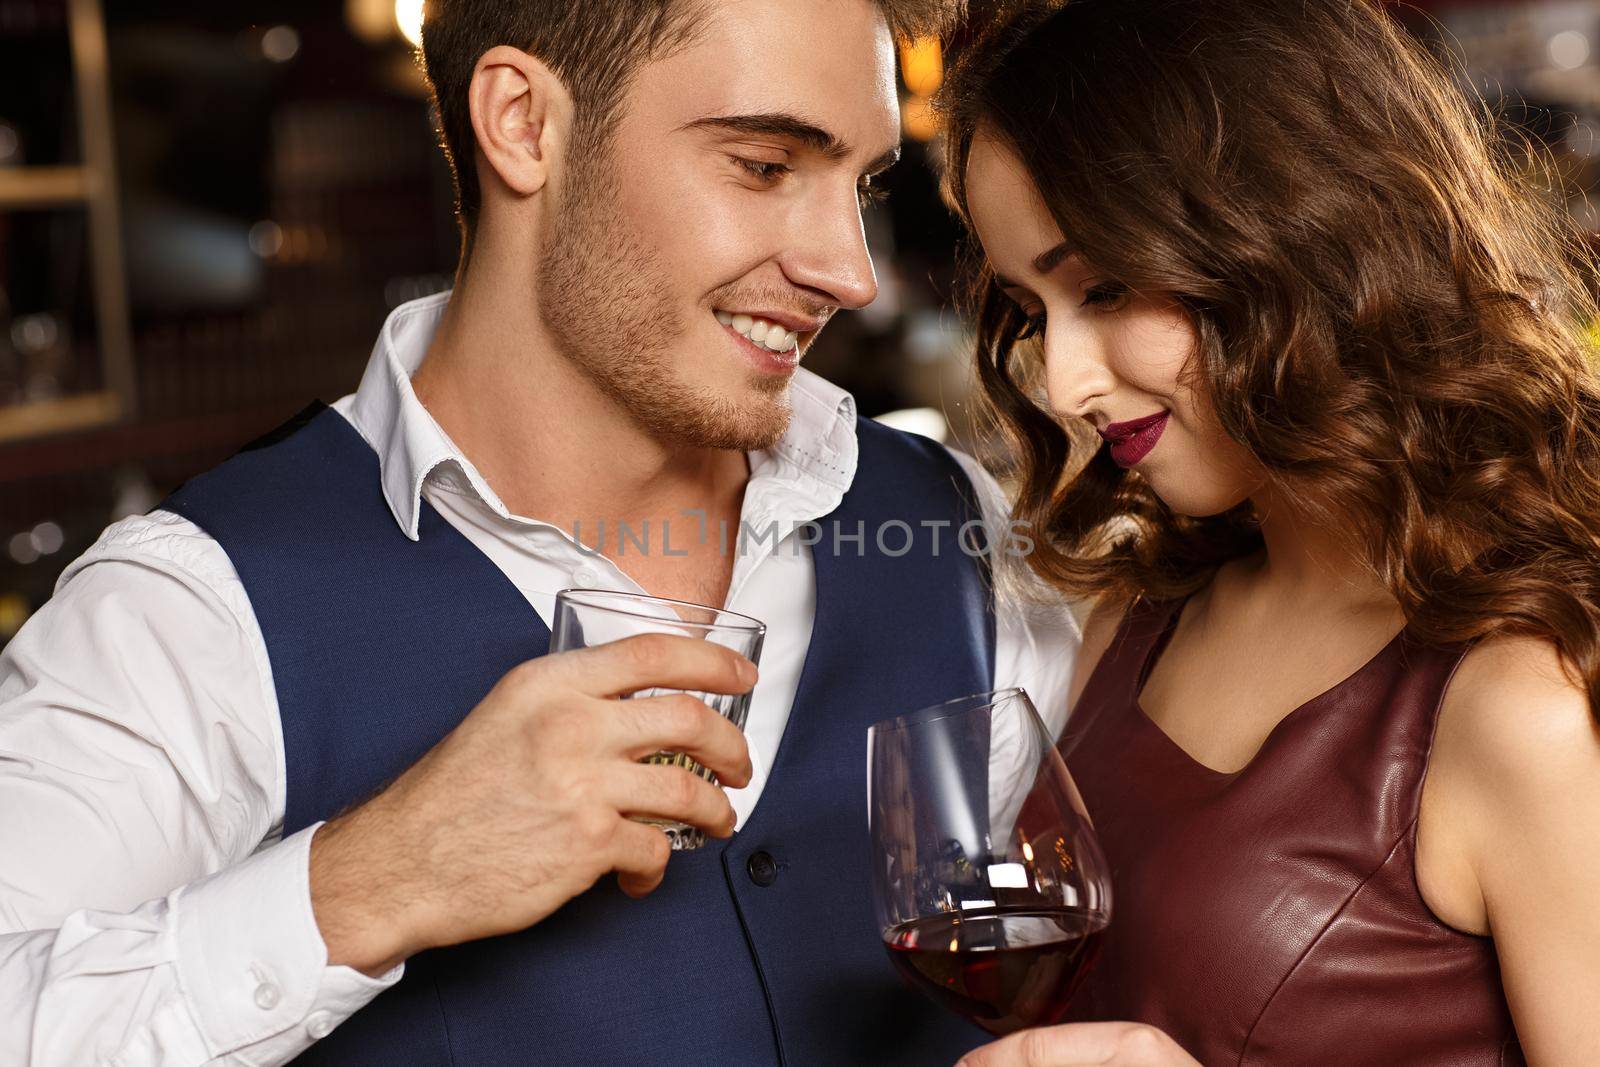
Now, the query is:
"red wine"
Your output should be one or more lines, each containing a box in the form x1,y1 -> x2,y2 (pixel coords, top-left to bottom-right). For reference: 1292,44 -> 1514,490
885,906 -> 1107,1036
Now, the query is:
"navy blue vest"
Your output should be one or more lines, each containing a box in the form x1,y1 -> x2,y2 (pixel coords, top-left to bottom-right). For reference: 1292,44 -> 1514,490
164,405 -> 997,1066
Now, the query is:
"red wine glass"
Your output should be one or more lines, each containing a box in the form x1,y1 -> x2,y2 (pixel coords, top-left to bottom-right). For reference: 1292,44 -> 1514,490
867,688 -> 1112,1037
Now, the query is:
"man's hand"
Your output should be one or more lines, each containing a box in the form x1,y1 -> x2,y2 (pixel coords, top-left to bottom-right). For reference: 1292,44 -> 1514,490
957,1023 -> 1202,1067
308,633 -> 756,975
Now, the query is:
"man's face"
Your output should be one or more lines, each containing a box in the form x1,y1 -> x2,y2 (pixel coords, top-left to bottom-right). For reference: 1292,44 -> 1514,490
538,0 -> 901,451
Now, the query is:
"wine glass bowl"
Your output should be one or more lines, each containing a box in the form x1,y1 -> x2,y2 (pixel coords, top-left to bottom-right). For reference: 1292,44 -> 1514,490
868,688 -> 1111,1036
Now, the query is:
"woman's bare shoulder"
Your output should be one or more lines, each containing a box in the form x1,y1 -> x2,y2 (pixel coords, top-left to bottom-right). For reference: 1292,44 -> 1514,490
1427,634 -> 1600,1057
1440,634 -> 1596,771
1426,633 -> 1599,916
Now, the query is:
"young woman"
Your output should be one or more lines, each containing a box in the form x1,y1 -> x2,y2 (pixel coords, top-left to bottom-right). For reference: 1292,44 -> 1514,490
940,1 -> 1600,1064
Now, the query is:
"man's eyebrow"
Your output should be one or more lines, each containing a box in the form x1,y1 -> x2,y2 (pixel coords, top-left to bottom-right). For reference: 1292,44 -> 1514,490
678,112 -> 901,174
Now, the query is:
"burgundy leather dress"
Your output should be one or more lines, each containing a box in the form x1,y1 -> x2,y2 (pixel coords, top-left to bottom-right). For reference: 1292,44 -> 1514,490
1060,597 -> 1524,1065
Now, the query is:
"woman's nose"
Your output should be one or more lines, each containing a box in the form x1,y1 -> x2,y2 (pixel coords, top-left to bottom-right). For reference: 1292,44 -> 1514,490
1042,327 -> 1115,423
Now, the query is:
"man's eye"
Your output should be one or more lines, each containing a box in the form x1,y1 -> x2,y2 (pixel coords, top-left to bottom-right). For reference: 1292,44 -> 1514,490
857,181 -> 890,209
734,158 -> 791,182
1015,312 -> 1047,341
1082,282 -> 1130,309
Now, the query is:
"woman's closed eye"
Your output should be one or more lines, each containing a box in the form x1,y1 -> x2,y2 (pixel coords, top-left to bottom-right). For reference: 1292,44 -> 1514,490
1013,282 -> 1130,340
1082,281 -> 1130,309
1015,311 -> 1047,341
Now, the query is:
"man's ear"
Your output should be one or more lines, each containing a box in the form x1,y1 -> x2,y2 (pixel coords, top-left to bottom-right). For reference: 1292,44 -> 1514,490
468,45 -> 573,199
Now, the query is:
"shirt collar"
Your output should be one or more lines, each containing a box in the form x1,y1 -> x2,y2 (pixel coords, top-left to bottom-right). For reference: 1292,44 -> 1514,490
343,291 -> 860,542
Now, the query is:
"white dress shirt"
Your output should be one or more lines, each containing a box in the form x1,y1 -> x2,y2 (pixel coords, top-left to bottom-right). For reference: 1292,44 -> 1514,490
0,292 -> 1080,1066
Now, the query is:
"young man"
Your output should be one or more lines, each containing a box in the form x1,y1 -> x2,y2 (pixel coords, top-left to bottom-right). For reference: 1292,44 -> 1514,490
0,1 -> 1078,1063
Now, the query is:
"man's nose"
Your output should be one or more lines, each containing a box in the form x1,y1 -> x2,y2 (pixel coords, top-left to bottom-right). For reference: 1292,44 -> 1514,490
777,184 -> 879,311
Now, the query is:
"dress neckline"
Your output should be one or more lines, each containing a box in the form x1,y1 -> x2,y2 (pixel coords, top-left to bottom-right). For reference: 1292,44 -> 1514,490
1130,595 -> 1411,777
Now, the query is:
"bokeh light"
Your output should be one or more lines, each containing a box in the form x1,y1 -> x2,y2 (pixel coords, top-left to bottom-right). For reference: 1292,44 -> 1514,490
395,0 -> 424,48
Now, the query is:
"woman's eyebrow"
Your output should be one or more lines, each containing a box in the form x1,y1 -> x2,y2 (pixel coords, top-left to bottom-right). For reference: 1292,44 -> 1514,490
1032,241 -> 1076,274
994,241 -> 1076,288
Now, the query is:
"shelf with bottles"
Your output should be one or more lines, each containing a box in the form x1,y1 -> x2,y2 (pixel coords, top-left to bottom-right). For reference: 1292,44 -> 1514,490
0,0 -> 88,207
0,203 -> 116,437
0,166 -> 89,208
0,0 -> 134,446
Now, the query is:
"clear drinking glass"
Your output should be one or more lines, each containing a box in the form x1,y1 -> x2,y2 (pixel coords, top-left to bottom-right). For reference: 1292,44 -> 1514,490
867,688 -> 1112,1036
550,588 -> 765,851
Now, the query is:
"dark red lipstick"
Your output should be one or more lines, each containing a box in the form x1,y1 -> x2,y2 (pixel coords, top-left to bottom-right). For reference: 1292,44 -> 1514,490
1098,410 -> 1170,468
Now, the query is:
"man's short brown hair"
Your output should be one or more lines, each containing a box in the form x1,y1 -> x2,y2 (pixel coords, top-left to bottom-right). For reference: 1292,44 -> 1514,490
421,0 -> 959,253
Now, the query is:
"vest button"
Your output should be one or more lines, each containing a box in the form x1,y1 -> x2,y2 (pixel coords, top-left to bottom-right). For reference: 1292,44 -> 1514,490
746,850 -> 778,887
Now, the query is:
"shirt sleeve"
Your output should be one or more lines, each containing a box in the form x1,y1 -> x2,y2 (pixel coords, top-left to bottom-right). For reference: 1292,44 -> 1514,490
0,511 -> 400,1066
946,448 -> 1084,740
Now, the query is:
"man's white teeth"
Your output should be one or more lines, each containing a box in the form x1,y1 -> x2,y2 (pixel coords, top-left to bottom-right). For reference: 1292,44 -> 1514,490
714,310 -> 798,353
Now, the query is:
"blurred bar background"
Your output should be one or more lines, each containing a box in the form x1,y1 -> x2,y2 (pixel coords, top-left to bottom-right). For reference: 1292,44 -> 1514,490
0,0 -> 1597,645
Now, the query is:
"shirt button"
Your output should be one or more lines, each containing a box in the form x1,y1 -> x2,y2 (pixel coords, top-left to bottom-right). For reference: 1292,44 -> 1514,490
305,1010 -> 335,1039
254,981 -> 282,1011
572,567 -> 599,586
747,850 -> 778,887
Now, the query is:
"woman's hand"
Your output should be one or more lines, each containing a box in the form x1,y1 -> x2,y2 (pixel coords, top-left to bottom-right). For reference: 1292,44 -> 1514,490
956,1022 -> 1202,1067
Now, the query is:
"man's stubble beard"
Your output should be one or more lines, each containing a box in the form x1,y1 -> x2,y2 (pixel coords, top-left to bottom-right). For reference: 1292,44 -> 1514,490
537,139 -> 793,452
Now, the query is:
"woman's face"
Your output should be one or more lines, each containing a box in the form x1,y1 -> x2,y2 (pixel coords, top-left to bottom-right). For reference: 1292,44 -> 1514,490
964,132 -> 1261,517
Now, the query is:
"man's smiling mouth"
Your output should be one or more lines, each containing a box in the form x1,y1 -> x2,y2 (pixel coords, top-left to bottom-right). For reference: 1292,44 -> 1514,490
714,310 -> 800,354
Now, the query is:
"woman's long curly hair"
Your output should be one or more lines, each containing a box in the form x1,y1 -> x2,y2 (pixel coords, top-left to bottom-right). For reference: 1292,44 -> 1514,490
939,0 -> 1600,718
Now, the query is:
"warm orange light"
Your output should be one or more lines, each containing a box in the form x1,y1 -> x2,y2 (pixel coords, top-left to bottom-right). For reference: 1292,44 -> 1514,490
899,37 -> 943,98
345,0 -> 393,44
902,96 -> 940,143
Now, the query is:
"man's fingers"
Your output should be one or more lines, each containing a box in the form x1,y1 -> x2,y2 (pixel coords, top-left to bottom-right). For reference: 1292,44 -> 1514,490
959,1023 -> 1117,1067
956,1023 -> 1195,1067
614,764 -> 738,838
612,693 -> 753,788
612,819 -> 674,898
959,1025 -> 1099,1067
552,633 -> 757,700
